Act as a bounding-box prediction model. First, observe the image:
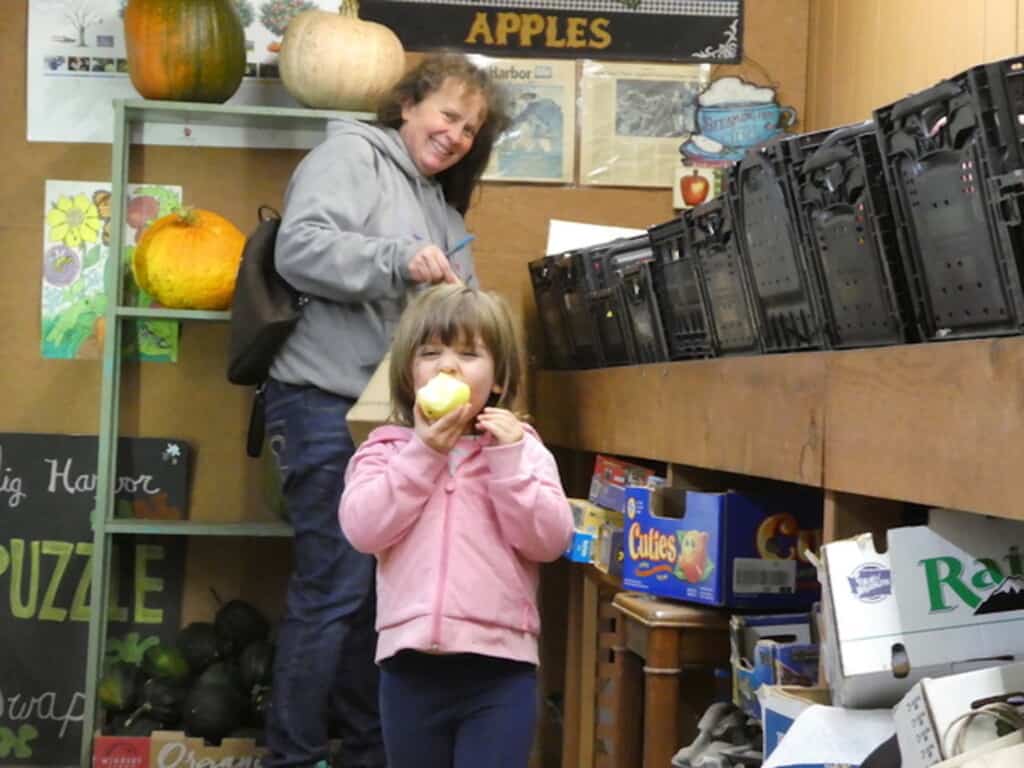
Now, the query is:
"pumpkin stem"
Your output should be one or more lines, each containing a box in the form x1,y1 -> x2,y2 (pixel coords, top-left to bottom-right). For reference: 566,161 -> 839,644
339,0 -> 360,17
174,206 -> 198,226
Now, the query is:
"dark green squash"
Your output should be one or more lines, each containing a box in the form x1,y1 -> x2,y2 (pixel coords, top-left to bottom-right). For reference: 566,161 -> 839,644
123,0 -> 246,103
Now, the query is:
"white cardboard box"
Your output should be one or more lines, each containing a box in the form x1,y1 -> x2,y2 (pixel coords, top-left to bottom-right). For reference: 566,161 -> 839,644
820,508 -> 1024,708
894,662 -> 1024,768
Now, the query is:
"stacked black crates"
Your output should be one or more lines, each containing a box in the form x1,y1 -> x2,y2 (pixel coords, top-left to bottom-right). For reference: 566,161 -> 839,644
647,215 -> 713,360
788,121 -> 915,348
686,197 -> 761,356
874,54 -> 1024,340
730,129 -> 834,352
529,235 -> 668,369
528,256 -> 576,369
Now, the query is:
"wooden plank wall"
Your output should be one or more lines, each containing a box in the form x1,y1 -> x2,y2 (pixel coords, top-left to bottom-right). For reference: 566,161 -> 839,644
806,0 -> 1024,131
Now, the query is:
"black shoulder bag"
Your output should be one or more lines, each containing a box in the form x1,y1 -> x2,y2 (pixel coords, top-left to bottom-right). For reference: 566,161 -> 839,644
227,205 -> 306,456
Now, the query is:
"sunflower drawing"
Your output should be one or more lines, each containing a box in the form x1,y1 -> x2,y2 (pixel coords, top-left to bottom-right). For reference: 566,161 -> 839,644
47,193 -> 102,249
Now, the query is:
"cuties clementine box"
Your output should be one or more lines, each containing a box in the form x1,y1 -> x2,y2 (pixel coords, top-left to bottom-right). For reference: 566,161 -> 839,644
622,485 -> 823,609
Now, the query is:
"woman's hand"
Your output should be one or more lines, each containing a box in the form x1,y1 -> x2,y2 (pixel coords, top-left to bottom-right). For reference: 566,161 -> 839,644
476,408 -> 524,445
408,245 -> 460,285
415,402 -> 473,454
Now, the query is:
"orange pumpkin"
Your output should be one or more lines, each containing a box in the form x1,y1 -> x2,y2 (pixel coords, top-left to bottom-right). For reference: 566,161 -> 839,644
132,208 -> 245,310
124,0 -> 246,103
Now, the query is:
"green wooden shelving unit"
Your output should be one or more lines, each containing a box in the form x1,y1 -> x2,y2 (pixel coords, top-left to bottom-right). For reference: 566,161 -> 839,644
80,99 -> 372,766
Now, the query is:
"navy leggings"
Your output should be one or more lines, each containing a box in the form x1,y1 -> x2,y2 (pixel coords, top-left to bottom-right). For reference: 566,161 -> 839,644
379,651 -> 537,768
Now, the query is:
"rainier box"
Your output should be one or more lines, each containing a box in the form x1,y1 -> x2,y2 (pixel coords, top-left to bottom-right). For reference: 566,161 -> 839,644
820,508 -> 1024,709
622,485 -> 822,609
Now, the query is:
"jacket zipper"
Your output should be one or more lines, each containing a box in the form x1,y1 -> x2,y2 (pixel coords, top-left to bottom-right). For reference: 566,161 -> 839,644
431,482 -> 453,649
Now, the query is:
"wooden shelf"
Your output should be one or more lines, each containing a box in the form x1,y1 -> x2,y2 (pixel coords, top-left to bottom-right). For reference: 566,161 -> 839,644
534,336 -> 1024,521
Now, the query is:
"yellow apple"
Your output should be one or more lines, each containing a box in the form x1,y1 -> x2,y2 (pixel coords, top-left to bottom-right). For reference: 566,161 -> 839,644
416,373 -> 471,421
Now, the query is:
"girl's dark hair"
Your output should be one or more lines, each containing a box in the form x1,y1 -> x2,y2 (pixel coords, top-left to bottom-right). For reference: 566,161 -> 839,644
388,285 -> 523,427
377,53 -> 510,215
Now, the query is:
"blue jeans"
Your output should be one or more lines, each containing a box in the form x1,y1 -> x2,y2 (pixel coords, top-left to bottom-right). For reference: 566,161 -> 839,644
264,380 -> 384,768
379,652 -> 537,768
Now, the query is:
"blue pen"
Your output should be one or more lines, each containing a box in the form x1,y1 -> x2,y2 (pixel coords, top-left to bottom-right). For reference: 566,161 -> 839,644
445,234 -> 476,258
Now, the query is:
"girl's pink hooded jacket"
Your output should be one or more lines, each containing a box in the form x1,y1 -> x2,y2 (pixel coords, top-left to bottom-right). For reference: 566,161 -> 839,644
339,424 -> 573,665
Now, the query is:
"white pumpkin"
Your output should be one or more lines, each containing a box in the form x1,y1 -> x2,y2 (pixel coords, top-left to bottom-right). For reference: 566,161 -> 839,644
279,1 -> 406,111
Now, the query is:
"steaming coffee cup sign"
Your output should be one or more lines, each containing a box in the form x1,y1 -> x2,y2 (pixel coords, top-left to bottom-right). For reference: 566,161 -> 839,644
681,76 -> 796,164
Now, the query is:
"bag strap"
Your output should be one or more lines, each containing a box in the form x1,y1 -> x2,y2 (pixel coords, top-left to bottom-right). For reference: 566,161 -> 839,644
246,385 -> 266,458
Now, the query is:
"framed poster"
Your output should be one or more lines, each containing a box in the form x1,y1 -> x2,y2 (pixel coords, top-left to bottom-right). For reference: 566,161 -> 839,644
480,57 -> 576,184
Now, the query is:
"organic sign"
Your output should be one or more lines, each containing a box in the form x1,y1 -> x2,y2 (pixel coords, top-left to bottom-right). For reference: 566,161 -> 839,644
0,434 -> 188,766
359,0 -> 744,62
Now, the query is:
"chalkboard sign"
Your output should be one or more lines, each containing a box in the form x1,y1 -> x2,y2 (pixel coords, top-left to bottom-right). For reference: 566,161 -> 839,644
0,433 -> 189,766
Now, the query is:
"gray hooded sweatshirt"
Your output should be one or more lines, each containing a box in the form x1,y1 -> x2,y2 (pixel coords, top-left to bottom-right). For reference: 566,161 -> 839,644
270,118 -> 477,399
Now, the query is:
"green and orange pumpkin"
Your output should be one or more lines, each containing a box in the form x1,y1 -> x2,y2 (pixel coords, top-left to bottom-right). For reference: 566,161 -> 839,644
124,0 -> 246,103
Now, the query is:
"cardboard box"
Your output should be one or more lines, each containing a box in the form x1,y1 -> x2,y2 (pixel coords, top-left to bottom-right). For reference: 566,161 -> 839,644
622,485 -> 822,609
563,498 -> 622,563
564,529 -> 595,562
759,686 -> 836,767
346,352 -> 392,447
93,733 -> 150,768
594,523 -> 625,578
150,730 -> 265,766
93,730 -> 265,768
894,662 -> 1024,768
731,612 -> 819,718
820,508 -> 1024,709
588,454 -> 659,513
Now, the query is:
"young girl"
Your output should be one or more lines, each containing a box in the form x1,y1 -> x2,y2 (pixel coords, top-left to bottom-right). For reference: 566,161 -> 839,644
339,284 -> 573,768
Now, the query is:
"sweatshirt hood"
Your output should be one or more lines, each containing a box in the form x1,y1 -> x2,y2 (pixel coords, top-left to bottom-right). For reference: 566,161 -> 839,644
326,117 -> 428,184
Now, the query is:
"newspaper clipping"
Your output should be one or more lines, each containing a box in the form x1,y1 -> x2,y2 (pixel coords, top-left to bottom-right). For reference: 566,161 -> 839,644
480,57 -> 577,185
579,60 -> 710,188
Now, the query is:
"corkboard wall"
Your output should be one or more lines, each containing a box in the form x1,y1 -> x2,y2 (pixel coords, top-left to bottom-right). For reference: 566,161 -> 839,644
1,0 -> 810,624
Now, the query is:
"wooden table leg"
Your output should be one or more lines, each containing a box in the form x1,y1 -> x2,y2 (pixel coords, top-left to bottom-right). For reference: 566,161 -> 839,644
578,572 -> 600,768
562,566 -> 583,768
642,626 -> 682,768
612,612 -> 643,768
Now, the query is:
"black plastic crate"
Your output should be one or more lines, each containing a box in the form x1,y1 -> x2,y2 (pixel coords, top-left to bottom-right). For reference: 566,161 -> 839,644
874,55 -> 1024,340
587,285 -> 635,367
647,216 -> 713,360
788,121 -> 916,348
730,130 -> 834,352
579,234 -> 654,292
528,256 -> 576,369
585,235 -> 668,366
618,261 -> 670,364
560,252 -> 604,369
686,197 -> 761,356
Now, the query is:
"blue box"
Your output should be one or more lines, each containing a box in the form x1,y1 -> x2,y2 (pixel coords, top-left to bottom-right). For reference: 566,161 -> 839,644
622,486 -> 823,609
563,529 -> 594,562
731,613 -> 819,718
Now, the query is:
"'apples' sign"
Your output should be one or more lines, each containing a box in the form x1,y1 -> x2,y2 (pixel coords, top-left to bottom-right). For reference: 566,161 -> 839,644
359,0 -> 745,63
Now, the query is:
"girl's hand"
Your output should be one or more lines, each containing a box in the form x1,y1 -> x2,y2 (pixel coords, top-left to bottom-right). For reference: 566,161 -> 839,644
476,408 -> 524,445
414,402 -> 472,454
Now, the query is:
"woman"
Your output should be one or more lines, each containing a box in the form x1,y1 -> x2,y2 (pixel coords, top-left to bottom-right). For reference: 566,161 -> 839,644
264,54 -> 509,768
